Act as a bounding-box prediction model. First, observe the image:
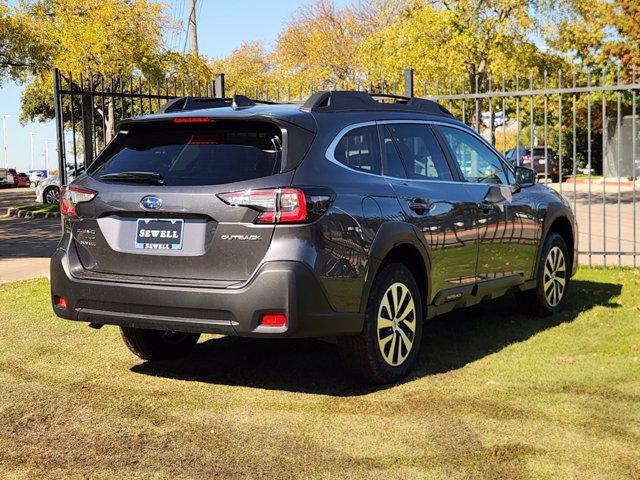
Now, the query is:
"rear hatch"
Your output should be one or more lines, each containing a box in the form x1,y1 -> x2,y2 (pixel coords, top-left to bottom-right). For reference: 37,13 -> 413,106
68,118 -> 310,284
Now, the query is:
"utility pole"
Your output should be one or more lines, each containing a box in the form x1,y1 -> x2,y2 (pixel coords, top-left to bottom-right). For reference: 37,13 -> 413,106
1,115 -> 8,169
44,140 -> 53,172
29,132 -> 37,170
188,0 -> 199,57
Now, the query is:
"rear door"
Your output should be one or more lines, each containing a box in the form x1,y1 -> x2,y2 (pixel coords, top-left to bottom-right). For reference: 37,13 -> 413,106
380,122 -> 479,299
72,119 -> 291,283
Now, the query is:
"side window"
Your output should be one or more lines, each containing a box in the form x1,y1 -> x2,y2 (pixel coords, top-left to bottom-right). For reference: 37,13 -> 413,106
380,127 -> 407,178
437,126 -> 511,185
333,126 -> 381,175
385,124 -> 453,181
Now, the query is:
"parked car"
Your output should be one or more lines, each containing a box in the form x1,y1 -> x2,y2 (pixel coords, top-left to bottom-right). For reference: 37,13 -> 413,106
51,92 -> 577,384
35,165 -> 84,204
28,169 -> 48,187
36,174 -> 60,204
16,172 -> 30,187
505,146 -> 560,182
0,168 -> 15,187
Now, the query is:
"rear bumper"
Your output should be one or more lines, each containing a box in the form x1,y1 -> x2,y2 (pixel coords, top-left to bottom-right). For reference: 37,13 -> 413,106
50,245 -> 364,338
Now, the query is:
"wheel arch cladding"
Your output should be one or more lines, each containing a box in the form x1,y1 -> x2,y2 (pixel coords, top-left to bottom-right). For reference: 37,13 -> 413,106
361,222 -> 430,313
548,216 -> 574,264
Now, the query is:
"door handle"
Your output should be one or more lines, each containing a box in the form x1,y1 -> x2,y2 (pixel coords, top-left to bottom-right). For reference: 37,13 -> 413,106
477,201 -> 494,213
408,198 -> 430,213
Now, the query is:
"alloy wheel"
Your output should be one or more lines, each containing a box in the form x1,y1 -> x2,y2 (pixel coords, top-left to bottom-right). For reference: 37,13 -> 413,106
543,246 -> 566,307
46,188 -> 60,205
377,282 -> 416,366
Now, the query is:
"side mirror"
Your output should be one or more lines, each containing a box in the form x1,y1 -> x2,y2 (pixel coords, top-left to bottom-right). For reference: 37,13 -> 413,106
515,166 -> 536,188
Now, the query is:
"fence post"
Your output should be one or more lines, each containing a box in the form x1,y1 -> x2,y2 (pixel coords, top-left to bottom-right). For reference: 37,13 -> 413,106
80,76 -> 94,165
215,73 -> 225,98
404,68 -> 414,97
53,68 -> 66,186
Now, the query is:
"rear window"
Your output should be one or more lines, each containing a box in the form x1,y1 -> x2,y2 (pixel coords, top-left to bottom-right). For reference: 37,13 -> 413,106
88,121 -> 283,186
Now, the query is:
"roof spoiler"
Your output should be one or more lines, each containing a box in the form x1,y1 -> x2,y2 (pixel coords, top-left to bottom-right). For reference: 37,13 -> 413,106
300,90 -> 453,117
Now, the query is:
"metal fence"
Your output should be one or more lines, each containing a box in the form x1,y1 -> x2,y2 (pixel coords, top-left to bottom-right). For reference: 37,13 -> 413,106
53,67 -> 640,266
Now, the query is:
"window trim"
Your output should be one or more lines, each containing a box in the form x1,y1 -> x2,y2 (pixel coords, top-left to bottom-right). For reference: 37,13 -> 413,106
325,119 -> 514,185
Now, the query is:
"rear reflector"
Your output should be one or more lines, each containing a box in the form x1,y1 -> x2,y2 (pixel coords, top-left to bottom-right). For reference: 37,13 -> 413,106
54,296 -> 67,309
173,117 -> 212,123
218,188 -> 307,224
261,314 -> 286,327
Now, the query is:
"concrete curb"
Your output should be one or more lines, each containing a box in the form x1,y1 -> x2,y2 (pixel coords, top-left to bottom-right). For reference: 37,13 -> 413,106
5,207 -> 60,219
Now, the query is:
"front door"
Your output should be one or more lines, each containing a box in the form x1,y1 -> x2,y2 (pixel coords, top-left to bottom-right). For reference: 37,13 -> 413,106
435,125 -> 539,281
379,122 -> 479,300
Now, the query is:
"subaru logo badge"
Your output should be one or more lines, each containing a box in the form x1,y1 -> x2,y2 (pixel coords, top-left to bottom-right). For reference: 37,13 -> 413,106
140,196 -> 162,210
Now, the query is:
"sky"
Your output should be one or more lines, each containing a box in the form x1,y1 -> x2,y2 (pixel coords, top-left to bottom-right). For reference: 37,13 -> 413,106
0,0 -> 351,173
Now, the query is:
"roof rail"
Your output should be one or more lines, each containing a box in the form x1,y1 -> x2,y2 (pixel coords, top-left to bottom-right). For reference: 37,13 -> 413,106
300,90 -> 453,117
156,95 -> 279,114
156,97 -> 232,114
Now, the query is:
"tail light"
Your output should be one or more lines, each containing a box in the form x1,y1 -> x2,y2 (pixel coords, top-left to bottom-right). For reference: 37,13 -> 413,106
61,186 -> 97,217
218,188 -> 307,223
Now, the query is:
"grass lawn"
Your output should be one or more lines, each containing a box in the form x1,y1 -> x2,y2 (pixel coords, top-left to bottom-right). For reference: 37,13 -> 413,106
0,269 -> 638,479
13,203 -> 59,213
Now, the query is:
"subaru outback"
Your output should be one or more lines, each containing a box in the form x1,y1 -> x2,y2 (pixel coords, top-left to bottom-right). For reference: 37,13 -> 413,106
51,91 -> 577,384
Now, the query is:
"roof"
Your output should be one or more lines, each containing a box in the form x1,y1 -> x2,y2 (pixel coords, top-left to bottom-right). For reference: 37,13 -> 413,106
121,92 -> 455,133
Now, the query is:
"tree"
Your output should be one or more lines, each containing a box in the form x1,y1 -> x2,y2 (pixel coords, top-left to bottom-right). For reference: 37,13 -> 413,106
602,0 -> 640,74
0,0 -> 219,160
273,0 -> 361,88
360,0 -> 567,91
5,0 -> 169,122
210,42 -> 272,96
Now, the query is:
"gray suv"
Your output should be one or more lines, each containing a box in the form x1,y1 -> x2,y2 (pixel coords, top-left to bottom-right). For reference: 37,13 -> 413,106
51,92 -> 577,383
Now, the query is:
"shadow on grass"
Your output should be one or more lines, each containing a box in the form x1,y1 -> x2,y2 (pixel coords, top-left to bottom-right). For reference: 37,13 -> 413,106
131,279 -> 621,396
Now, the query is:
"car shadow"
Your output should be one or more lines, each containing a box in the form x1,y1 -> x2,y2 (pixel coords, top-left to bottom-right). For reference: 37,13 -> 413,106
130,279 -> 622,396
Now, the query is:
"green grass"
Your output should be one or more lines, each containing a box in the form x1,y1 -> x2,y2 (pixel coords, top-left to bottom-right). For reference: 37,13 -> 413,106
14,203 -> 58,213
0,269 -> 639,479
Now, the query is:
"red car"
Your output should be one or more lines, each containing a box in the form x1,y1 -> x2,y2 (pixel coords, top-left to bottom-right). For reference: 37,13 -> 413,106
16,173 -> 30,187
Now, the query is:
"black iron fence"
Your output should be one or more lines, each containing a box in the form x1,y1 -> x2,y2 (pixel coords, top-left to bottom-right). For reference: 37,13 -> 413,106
53,67 -> 640,266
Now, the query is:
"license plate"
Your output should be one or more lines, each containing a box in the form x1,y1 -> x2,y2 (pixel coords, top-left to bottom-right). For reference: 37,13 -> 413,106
538,159 -> 546,164
135,219 -> 184,250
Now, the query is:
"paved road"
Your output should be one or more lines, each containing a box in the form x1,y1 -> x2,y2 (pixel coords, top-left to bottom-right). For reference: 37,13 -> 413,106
0,187 -> 60,283
0,186 -> 36,214
551,183 -> 640,267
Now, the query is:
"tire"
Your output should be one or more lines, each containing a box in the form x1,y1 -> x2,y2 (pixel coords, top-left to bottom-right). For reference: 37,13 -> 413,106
120,327 -> 200,361
338,262 -> 423,384
44,186 -> 60,205
517,232 -> 570,316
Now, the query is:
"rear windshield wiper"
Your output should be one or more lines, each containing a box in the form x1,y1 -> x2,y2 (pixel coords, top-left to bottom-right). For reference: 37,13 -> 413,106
99,171 -> 166,185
